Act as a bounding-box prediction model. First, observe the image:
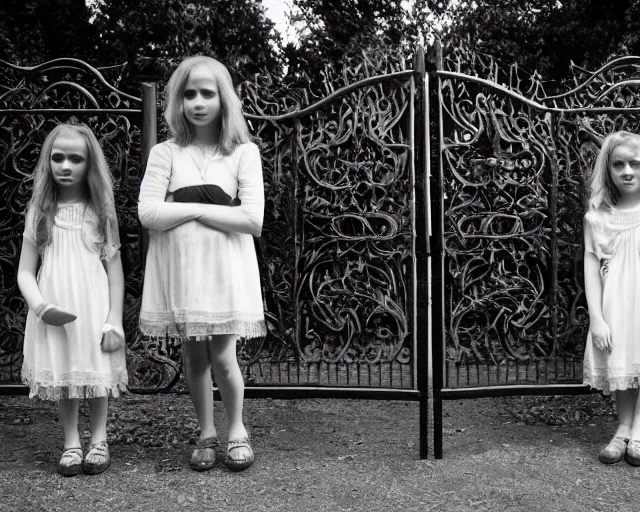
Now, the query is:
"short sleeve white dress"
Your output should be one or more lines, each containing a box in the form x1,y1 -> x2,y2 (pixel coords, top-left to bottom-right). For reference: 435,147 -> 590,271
138,141 -> 266,340
21,204 -> 128,400
583,205 -> 640,394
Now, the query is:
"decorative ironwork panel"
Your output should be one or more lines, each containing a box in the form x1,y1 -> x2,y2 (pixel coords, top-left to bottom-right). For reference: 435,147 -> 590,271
438,77 -> 558,378
437,53 -> 640,388
242,74 -> 417,387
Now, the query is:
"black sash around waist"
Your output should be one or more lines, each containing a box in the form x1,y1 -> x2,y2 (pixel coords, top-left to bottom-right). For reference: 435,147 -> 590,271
171,184 -> 241,206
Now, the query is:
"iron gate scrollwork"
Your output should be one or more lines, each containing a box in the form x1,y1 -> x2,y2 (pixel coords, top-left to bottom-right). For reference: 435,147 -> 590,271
0,57 -> 427,396
431,42 -> 640,458
0,51 -> 429,457
238,71 -> 420,388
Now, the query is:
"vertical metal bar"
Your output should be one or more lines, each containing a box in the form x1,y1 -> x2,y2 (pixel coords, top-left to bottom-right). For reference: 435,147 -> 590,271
140,81 -> 157,267
413,45 -> 430,460
549,112 -> 559,365
431,38 -> 445,461
292,118 -> 302,382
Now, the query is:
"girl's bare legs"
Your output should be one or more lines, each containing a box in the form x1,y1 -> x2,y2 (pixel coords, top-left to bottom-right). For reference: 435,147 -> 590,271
208,334 -> 248,441
621,389 -> 640,465
87,397 -> 108,443
78,396 -> 111,473
599,389 -> 637,464
183,338 -> 218,441
58,398 -> 83,475
58,398 -> 81,448
618,389 -> 638,439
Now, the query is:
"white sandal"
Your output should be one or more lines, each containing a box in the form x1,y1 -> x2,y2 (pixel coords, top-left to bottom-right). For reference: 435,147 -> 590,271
83,441 -> 111,475
58,447 -> 83,476
598,436 -> 628,464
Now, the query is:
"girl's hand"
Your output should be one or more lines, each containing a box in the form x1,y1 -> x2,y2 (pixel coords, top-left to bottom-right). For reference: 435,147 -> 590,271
590,317 -> 612,353
100,323 -> 125,353
37,303 -> 77,326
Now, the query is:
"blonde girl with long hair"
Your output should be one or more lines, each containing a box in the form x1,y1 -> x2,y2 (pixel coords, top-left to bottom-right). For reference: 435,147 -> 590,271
18,122 -> 127,476
584,130 -> 640,465
138,56 -> 265,472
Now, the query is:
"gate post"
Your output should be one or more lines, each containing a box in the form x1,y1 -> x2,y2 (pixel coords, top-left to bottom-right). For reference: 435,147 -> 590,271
427,38 -> 445,460
413,45 -> 430,460
140,81 -> 157,266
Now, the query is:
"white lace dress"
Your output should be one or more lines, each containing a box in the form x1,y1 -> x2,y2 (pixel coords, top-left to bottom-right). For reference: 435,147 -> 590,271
583,205 -> 640,394
21,204 -> 128,400
138,141 -> 266,340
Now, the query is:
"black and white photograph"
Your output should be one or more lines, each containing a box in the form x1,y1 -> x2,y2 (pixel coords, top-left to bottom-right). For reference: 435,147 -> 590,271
2,0 -> 640,510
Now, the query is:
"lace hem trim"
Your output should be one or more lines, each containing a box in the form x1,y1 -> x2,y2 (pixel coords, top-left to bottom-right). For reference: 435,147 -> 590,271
22,368 -> 129,401
139,314 -> 266,339
583,371 -> 640,395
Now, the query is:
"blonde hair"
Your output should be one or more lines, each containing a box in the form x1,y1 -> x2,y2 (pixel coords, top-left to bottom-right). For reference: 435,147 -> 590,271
26,122 -> 118,252
588,130 -> 640,211
163,56 -> 251,154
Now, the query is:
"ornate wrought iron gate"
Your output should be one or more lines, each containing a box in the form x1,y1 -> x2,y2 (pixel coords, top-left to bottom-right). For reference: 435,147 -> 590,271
430,43 -> 640,457
0,53 -> 430,456
10,42 -> 631,460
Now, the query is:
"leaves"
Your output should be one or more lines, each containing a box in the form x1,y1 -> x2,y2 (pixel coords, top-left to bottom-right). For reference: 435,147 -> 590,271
503,394 -> 614,426
91,0 -> 282,82
438,0 -> 640,83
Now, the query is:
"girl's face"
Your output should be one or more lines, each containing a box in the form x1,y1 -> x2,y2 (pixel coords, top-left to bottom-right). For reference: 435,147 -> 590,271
50,132 -> 89,193
182,65 -> 221,129
610,141 -> 640,199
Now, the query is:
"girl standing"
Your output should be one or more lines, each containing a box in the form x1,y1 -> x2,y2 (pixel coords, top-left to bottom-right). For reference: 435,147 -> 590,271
138,56 -> 265,472
18,122 -> 127,476
584,130 -> 640,465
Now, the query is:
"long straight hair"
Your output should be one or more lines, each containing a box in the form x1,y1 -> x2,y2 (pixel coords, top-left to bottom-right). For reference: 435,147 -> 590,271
26,122 -> 117,252
163,55 -> 251,154
588,130 -> 640,211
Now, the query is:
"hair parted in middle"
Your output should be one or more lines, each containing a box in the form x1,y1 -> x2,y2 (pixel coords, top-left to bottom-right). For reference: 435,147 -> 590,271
163,55 -> 251,154
588,130 -> 640,211
26,121 -> 118,253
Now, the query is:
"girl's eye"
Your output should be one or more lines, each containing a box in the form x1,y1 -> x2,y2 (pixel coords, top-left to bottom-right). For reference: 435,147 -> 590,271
184,90 -> 196,99
51,155 -> 64,162
631,161 -> 640,170
70,156 -> 84,164
202,91 -> 215,98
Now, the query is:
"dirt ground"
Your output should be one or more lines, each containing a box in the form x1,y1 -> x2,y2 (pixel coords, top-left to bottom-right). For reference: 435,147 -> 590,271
1,391 -> 639,512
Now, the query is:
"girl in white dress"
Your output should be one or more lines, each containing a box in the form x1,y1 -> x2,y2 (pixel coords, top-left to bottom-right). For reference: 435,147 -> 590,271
584,130 -> 640,465
138,56 -> 265,472
17,122 -> 127,476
